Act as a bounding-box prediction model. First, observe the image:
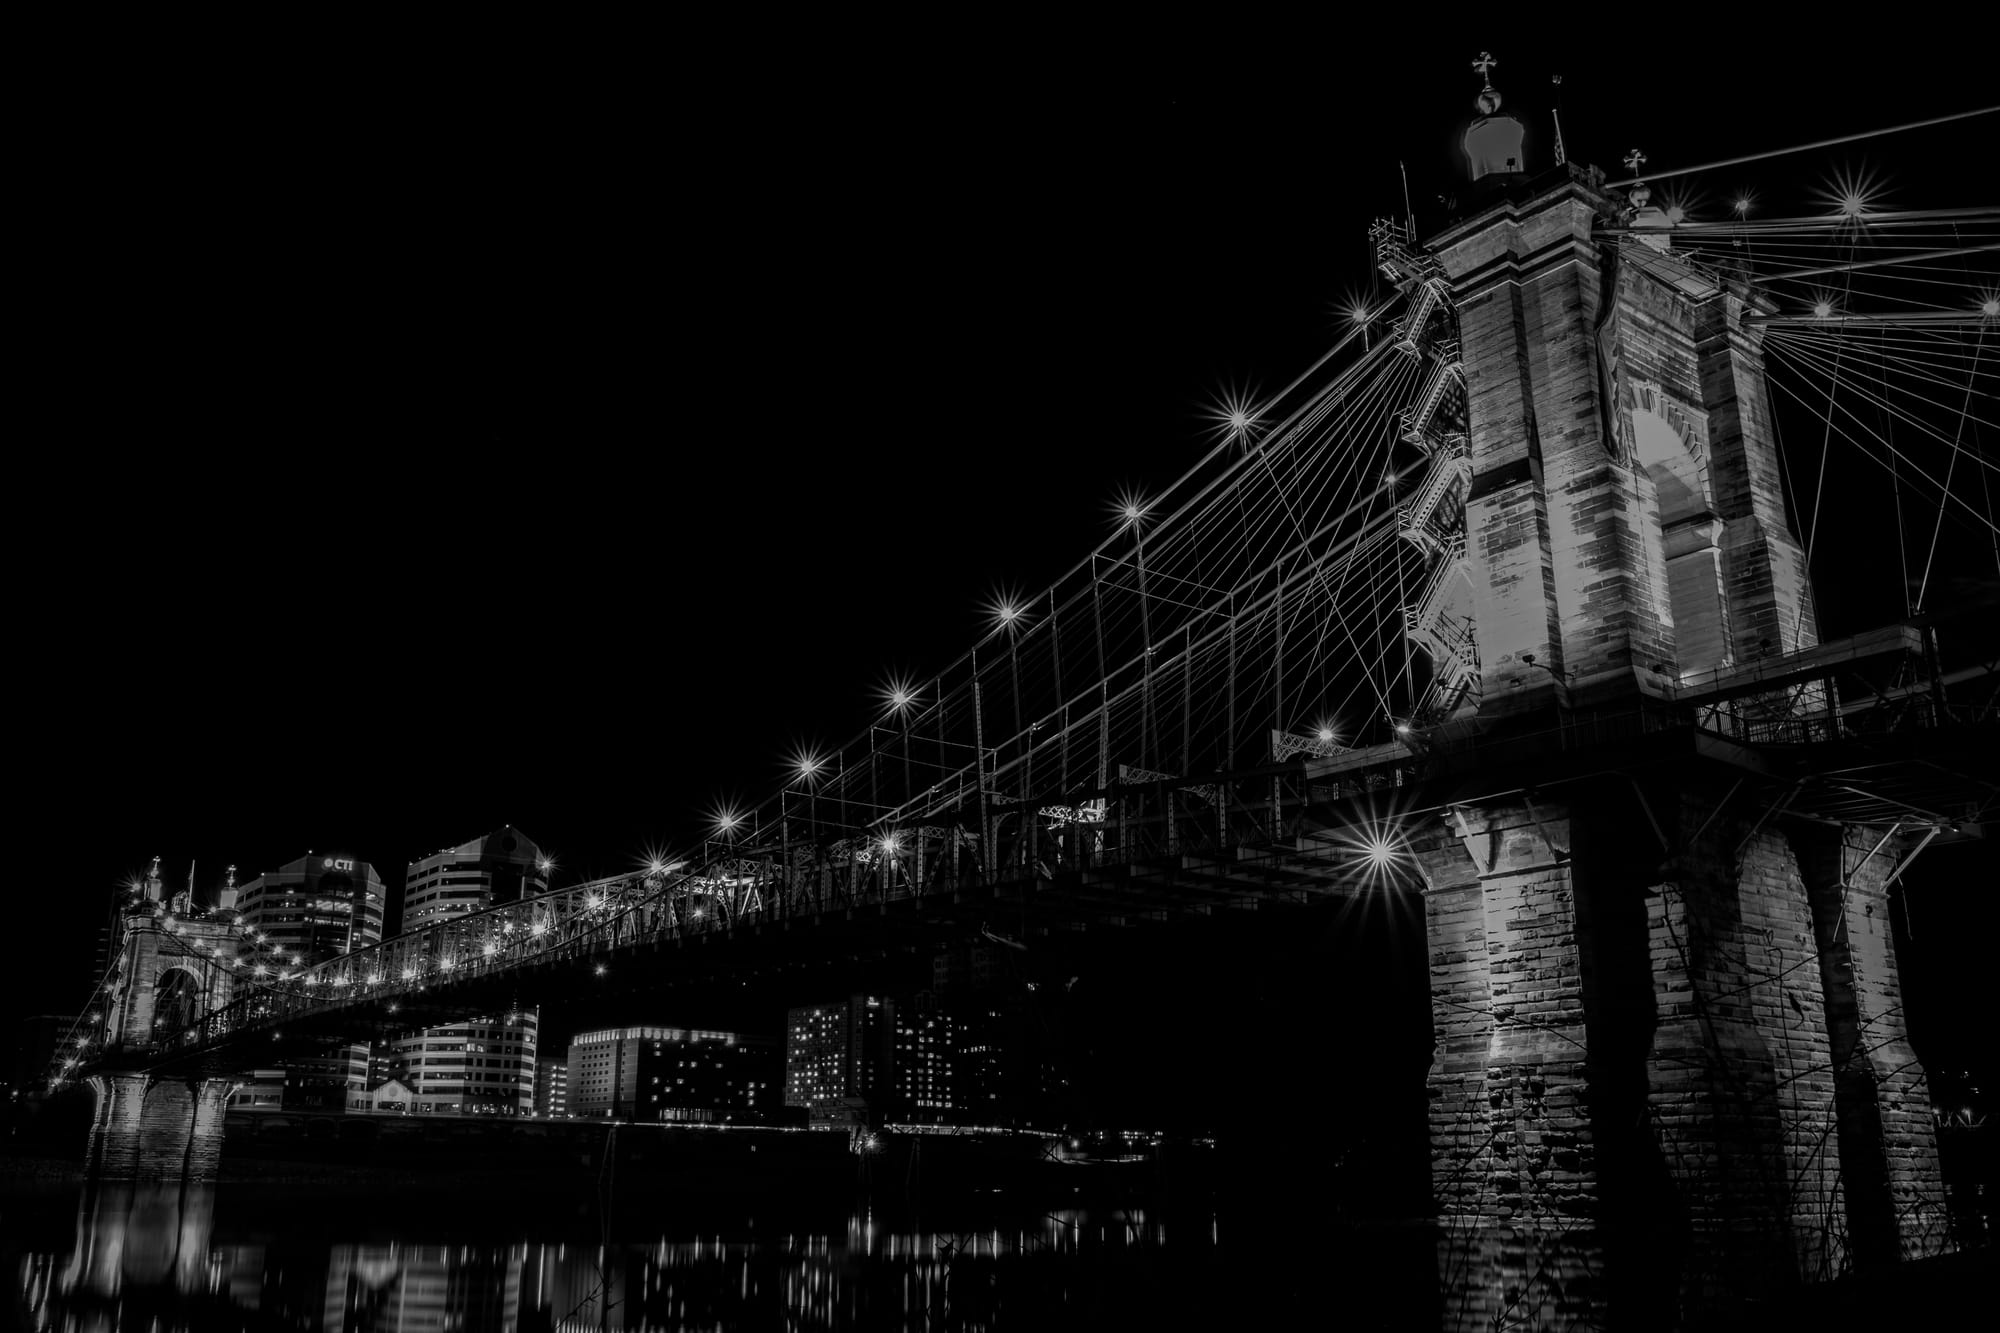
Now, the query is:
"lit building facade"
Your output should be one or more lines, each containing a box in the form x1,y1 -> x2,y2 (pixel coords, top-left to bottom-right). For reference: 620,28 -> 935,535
567,1027 -> 781,1123
892,998 -> 957,1121
533,1058 -> 568,1118
784,996 -> 894,1126
235,852 -> 386,964
400,827 -> 549,935
235,851 -> 387,1104
372,1011 -> 538,1115
379,829 -> 550,1117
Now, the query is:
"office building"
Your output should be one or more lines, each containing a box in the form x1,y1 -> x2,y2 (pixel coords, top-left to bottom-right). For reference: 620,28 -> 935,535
400,826 -> 549,934
372,1011 -> 538,1115
235,852 -> 386,965
567,1027 -> 781,1123
892,996 -> 957,1121
784,996 -> 894,1127
236,852 -> 386,1103
378,829 -> 549,1117
533,1059 -> 568,1118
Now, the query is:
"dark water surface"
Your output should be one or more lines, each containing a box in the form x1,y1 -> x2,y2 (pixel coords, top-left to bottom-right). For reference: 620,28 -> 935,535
5,1171 -> 1429,1331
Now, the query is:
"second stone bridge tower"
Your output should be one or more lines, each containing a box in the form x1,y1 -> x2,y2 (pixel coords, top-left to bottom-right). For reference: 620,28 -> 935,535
1382,59 -> 1949,1329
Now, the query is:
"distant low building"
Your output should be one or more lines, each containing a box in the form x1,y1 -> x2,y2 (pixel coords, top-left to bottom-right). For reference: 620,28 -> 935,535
533,1058 -> 568,1118
346,1078 -> 418,1115
568,1027 -> 781,1124
227,1069 -> 286,1113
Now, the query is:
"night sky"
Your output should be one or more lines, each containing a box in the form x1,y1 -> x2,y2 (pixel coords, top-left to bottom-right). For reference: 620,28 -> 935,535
16,26 -> 1995,1089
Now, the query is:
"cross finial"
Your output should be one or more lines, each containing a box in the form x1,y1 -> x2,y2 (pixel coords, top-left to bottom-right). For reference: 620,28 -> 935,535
1472,51 -> 1498,85
1624,148 -> 1647,174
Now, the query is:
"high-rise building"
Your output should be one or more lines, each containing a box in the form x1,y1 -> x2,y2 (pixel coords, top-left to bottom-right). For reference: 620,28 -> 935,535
892,997 -> 957,1121
236,852 -> 386,966
373,1010 -> 538,1115
533,1058 -> 568,1118
236,852 -> 387,1103
567,1027 -> 781,1123
784,996 -> 894,1127
374,829 -> 550,1117
400,827 -> 549,934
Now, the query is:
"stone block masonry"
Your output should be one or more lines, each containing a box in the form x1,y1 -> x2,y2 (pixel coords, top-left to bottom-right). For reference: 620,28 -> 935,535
84,1072 -> 238,1182
1412,779 -> 1946,1330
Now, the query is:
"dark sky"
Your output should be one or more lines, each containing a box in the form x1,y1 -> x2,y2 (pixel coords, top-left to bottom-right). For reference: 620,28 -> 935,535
15,26 -> 1995,1054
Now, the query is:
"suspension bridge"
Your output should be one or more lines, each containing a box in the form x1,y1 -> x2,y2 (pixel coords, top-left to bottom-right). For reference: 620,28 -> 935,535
41,65 -> 2000,1330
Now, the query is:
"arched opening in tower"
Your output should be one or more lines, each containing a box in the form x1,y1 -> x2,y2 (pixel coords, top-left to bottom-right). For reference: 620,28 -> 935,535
1630,403 -> 1729,675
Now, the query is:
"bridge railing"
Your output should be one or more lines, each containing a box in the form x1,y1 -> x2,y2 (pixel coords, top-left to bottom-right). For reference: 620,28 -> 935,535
160,761 -> 1411,1058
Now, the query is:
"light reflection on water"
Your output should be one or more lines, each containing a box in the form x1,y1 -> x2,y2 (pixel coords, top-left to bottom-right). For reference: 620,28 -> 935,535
14,1183 -> 1208,1331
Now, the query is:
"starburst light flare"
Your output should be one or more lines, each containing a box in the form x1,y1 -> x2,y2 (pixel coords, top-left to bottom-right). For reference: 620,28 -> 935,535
880,675 -> 918,715
984,588 -> 1030,635
1816,165 -> 1887,222
1110,487 -> 1152,530
789,747 -> 829,782
1205,386 -> 1265,449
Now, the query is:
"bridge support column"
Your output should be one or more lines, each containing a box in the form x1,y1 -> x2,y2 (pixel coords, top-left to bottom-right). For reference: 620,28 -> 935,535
1413,784 -> 1944,1328
82,1072 -> 238,1184
1416,801 -> 1606,1330
1796,825 -> 1947,1265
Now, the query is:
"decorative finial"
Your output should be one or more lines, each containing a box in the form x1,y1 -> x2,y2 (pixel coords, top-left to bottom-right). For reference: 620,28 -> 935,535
225,864 -> 237,889
1624,149 -> 1652,209
1550,75 -> 1567,166
1472,51 -> 1502,114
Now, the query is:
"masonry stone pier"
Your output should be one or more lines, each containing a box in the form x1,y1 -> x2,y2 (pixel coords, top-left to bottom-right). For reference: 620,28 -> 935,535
83,1072 -> 238,1183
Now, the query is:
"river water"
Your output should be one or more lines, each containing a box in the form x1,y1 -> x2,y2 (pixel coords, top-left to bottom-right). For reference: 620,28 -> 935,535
8,1175 -> 1410,1331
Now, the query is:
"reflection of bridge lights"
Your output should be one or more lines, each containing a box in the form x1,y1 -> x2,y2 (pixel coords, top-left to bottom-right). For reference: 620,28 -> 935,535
595,963 -> 607,976
1733,193 -> 1755,217
62,1057 -> 76,1070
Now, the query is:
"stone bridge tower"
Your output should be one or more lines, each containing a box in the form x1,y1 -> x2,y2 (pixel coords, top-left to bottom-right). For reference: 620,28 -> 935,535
1390,58 -> 1947,1328
86,859 -> 242,1182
